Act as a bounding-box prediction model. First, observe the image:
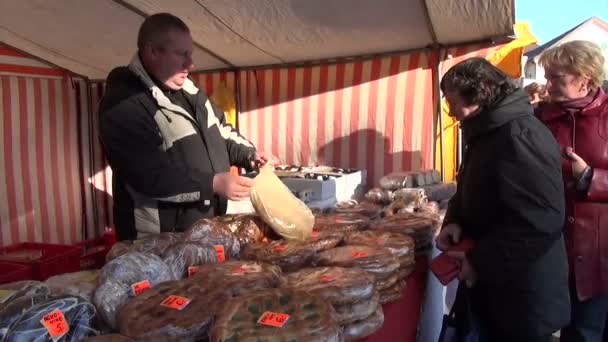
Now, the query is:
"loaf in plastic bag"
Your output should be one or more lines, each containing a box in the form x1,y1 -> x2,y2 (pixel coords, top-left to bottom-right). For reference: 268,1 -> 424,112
344,230 -> 415,262
0,281 -> 50,339
316,245 -> 400,280
250,165 -> 315,241
343,307 -> 385,341
379,282 -> 405,304
184,219 -> 241,258
335,201 -> 383,218
314,212 -> 369,233
306,230 -> 344,253
241,240 -> 317,272
392,188 -> 428,207
118,280 -> 231,342
281,266 -> 376,305
161,241 -> 218,279
334,291 -> 379,325
209,289 -> 342,342
45,270 -> 99,303
105,233 -> 183,261
421,182 -> 457,202
364,187 -> 393,204
94,252 -> 176,330
3,295 -> 97,342
191,261 -> 282,297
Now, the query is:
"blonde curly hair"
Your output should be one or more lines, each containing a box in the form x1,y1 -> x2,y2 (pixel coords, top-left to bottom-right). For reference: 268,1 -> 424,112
539,40 -> 605,89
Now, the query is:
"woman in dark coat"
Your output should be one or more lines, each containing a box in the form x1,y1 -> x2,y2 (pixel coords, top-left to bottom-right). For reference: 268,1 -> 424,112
436,57 -> 570,341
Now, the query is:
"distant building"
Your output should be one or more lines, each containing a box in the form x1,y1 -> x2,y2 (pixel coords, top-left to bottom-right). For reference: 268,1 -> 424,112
523,16 -> 608,86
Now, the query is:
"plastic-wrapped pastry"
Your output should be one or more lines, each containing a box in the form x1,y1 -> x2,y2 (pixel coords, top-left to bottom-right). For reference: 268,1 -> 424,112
3,295 -> 97,342
82,334 -> 134,342
240,240 -> 317,272
161,241 -> 218,279
334,292 -> 380,325
344,230 -> 415,262
313,212 -> 369,233
335,201 -> 383,218
118,280 -> 231,342
364,187 -> 393,204
0,281 -> 50,339
316,245 -> 400,280
105,233 -> 183,261
184,219 -> 241,258
281,267 -> 376,305
379,282 -> 405,304
191,261 -> 282,297
306,230 -> 344,253
210,289 -> 342,342
343,307 -> 385,341
45,270 -> 99,302
94,252 -> 176,330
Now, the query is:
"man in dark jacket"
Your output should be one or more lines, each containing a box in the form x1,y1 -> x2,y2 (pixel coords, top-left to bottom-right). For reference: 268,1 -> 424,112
99,13 -> 276,240
436,58 -> 570,341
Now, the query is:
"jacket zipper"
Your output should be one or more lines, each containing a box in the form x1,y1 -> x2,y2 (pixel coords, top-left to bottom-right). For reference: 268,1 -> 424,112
569,112 -> 576,150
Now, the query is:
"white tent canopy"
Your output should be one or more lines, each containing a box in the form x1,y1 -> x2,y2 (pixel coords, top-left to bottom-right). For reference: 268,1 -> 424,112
0,0 -> 515,79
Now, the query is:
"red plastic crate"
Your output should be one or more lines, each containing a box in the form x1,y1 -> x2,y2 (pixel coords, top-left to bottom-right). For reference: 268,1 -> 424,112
0,243 -> 81,281
0,261 -> 33,284
78,228 -> 117,270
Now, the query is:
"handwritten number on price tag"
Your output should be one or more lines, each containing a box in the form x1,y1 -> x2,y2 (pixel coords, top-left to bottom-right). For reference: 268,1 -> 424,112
214,245 -> 225,262
351,251 -> 368,258
188,266 -> 199,278
161,295 -> 191,310
131,280 -> 151,296
257,311 -> 290,327
40,309 -> 69,340
319,275 -> 336,282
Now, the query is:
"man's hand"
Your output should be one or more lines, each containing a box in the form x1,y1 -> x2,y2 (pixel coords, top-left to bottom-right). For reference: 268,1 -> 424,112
253,152 -> 280,168
213,172 -> 254,201
447,251 -> 477,288
435,223 -> 462,251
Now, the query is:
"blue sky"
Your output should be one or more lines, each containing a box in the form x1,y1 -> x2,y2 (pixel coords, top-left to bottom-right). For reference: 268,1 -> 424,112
515,0 -> 608,44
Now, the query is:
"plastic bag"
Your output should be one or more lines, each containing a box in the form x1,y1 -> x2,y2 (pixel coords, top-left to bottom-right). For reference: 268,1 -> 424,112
3,295 -> 97,342
421,182 -> 457,202
343,307 -> 385,341
392,188 -> 428,207
250,165 -> 315,241
161,241 -> 218,279
0,281 -> 50,339
334,201 -> 383,218
94,252 -> 176,330
364,188 -> 393,204
281,267 -> 376,305
118,280 -> 231,342
82,334 -> 134,342
184,219 -> 241,258
240,240 -> 317,272
105,233 -> 183,262
316,246 -> 400,280
376,273 -> 399,291
379,282 -> 405,304
344,230 -> 415,262
306,230 -> 344,253
210,289 -> 342,342
45,270 -> 99,302
191,261 -> 282,297
313,212 -> 369,233
334,292 -> 379,325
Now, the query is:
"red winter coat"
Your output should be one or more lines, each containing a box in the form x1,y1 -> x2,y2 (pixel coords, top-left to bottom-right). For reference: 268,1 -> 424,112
536,88 -> 608,300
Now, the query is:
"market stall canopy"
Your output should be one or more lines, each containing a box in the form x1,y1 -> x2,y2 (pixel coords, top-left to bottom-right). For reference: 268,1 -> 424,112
0,0 -> 515,79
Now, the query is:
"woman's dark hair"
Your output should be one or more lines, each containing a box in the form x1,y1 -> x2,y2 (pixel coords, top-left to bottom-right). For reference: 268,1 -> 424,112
440,57 -> 517,109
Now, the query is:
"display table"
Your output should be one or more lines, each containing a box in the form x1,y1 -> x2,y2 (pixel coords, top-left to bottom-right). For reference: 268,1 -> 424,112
362,257 -> 429,342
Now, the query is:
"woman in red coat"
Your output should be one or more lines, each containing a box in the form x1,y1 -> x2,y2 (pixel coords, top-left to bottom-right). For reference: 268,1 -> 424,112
536,40 -> 608,342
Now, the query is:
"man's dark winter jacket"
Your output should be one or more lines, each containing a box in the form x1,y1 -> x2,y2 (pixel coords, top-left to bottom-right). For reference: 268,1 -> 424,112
99,57 -> 255,240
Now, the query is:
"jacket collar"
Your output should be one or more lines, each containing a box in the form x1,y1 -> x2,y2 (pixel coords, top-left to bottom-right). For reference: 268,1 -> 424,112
535,88 -> 607,122
461,89 -> 532,143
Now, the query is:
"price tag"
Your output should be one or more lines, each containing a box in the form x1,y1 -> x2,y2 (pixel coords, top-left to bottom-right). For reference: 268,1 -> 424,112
309,231 -> 320,238
214,245 -> 226,262
40,309 -> 69,341
351,251 -> 368,258
0,289 -> 15,304
319,275 -> 336,282
130,280 -> 151,296
257,311 -> 290,328
160,295 -> 191,310
271,244 -> 288,253
188,266 -> 199,278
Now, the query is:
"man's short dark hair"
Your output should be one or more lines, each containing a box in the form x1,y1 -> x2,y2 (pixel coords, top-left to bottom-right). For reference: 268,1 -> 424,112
440,57 -> 517,109
137,13 -> 190,50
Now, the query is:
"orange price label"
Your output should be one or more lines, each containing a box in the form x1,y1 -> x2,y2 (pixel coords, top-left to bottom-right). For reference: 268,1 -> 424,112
40,309 -> 69,341
131,280 -> 151,296
257,311 -> 290,328
310,231 -> 320,238
214,245 -> 226,262
271,244 -> 288,253
351,251 -> 368,258
188,266 -> 199,278
160,295 -> 191,310
319,275 -> 336,282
